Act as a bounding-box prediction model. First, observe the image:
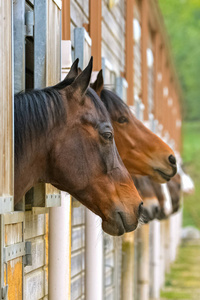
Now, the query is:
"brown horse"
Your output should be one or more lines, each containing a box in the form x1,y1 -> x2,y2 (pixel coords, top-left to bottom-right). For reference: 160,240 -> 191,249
91,70 -> 177,183
14,58 -> 143,236
167,174 -> 181,213
133,176 -> 160,222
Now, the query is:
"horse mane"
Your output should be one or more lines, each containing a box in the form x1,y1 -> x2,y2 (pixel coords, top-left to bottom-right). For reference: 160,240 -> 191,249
100,88 -> 130,120
14,80 -> 108,163
14,86 -> 66,162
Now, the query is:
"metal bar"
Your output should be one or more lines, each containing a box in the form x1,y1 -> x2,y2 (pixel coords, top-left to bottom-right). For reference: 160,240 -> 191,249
4,242 -> 26,262
34,0 -> 47,88
74,28 -> 91,70
13,0 -> 25,93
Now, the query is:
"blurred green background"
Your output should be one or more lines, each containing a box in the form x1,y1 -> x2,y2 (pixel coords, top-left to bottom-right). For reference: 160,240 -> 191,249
159,0 -> 200,229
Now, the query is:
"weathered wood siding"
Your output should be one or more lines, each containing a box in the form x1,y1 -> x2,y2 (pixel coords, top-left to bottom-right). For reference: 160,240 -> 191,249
102,0 -> 125,75
4,214 -> 24,300
23,2 -> 62,299
24,212 -> 48,300
45,0 -> 62,197
0,0 -> 13,197
70,0 -> 89,49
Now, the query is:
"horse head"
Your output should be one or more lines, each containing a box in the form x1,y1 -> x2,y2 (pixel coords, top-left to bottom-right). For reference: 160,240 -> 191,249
51,59 -> 145,235
91,70 -> 177,184
133,176 -> 161,222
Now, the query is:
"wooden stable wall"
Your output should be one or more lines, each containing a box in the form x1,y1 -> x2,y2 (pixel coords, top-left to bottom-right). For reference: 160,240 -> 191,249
0,0 -> 182,299
61,2 -> 182,300
102,0 -> 126,75
0,0 -> 13,205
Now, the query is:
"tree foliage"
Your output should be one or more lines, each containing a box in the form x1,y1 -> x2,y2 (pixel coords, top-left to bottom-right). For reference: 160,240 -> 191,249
158,0 -> 200,121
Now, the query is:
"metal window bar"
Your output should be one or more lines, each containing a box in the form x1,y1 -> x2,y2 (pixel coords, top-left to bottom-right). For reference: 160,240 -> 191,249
71,198 -> 86,300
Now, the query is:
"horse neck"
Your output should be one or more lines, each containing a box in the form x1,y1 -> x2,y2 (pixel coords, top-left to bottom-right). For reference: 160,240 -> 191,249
14,88 -> 66,203
14,136 -> 48,204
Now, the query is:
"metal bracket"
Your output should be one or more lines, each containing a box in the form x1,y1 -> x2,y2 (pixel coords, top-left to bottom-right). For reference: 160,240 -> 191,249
0,197 -> 13,214
46,194 -> 61,207
4,242 -> 25,262
4,241 -> 32,266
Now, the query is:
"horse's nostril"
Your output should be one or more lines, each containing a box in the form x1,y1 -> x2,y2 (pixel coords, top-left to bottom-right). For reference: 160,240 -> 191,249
168,154 -> 176,165
138,201 -> 143,217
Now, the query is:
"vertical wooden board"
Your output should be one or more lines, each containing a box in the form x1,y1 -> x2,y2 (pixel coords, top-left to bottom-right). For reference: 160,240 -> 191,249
4,258 -> 23,300
45,0 -> 61,196
4,220 -> 23,300
0,0 -> 13,196
44,214 -> 48,297
5,223 -> 23,246
47,0 -> 61,86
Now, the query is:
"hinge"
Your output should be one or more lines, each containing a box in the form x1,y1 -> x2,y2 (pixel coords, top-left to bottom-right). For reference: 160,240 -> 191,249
0,196 -> 13,214
1,285 -> 8,300
4,241 -> 32,266
23,241 -> 32,267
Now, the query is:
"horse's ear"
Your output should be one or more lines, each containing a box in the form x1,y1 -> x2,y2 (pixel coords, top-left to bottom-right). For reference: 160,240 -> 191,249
78,67 -> 82,75
70,57 -> 93,97
64,58 -> 79,80
91,69 -> 104,97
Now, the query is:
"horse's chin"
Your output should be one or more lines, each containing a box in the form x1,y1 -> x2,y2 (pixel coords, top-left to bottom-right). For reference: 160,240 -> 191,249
102,218 -> 138,236
102,221 -> 125,236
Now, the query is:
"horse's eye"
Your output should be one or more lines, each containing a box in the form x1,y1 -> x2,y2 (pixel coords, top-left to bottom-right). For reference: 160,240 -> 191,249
102,132 -> 113,141
118,116 -> 128,124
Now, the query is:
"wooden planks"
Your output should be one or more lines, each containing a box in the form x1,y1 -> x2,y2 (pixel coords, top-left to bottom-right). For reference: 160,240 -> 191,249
24,211 -> 47,299
101,0 -> 125,75
3,214 -> 24,300
45,0 -> 61,198
0,0 -> 13,198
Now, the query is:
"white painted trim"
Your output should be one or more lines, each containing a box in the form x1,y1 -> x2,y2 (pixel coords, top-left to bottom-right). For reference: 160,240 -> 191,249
104,58 -> 113,71
122,78 -> 128,88
53,0 -> 62,10
84,29 -> 92,47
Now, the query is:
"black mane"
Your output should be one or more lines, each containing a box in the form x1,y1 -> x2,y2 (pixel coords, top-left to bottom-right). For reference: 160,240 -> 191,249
100,89 -> 130,120
14,86 -> 66,162
14,79 -> 108,163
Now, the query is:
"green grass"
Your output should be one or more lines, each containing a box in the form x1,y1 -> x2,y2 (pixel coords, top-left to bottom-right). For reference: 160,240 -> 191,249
182,121 -> 200,229
161,244 -> 200,299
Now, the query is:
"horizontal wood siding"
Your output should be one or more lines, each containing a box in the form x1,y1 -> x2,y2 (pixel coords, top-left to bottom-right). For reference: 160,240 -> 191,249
70,0 -> 89,48
24,211 -> 47,299
0,0 -> 13,197
102,0 -> 125,75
